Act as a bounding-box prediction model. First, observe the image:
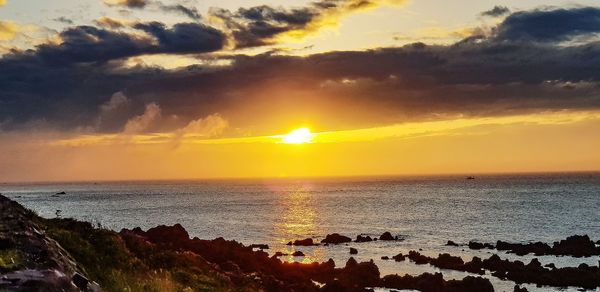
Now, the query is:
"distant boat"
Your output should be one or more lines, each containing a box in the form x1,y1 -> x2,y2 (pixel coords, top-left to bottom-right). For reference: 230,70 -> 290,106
465,176 -> 475,180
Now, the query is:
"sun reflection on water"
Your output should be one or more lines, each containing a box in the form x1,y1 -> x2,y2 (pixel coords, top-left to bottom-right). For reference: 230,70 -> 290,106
273,184 -> 325,263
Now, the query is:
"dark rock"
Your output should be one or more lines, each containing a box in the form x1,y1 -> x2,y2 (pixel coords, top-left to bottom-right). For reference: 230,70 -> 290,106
72,273 -> 89,290
321,233 -> 352,244
249,244 -> 269,250
381,272 -> 494,292
392,253 -> 405,262
446,240 -> 459,246
336,258 -> 380,289
468,241 -> 494,250
144,223 -> 189,245
490,235 -> 600,257
288,238 -> 316,246
55,191 -> 66,195
379,232 -> 395,241
496,240 -> 552,256
349,248 -> 358,254
381,256 -> 390,260
514,285 -> 528,292
552,235 -> 599,257
355,235 -> 373,242
292,251 -> 305,257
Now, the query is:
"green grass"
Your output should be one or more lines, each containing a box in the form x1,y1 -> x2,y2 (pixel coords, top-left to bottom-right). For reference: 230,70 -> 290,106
35,217 -> 238,292
0,249 -> 24,272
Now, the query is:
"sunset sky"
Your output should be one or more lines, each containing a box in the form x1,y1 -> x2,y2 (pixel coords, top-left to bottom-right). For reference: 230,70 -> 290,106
1,0 -> 600,182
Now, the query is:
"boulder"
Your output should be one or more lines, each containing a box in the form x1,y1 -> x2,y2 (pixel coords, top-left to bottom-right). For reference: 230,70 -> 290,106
288,238 -> 316,246
355,235 -> 373,242
379,232 -> 396,241
321,233 -> 352,244
249,244 -> 269,250
392,253 -> 405,262
349,248 -> 358,255
468,241 -> 494,250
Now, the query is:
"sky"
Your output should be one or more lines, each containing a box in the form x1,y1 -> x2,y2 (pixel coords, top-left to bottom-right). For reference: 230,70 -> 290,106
1,0 -> 600,182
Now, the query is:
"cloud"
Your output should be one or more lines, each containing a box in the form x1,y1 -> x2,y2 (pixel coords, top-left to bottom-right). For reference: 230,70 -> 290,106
95,17 -> 128,29
481,6 -> 510,17
209,0 -> 408,48
3,6 -> 600,133
0,0 -> 5,6
27,22 -> 224,65
159,4 -> 201,21
103,0 -> 149,9
96,92 -> 132,131
53,17 -> 74,25
133,22 -> 224,54
0,21 -> 18,41
493,7 -> 600,42
178,113 -> 229,137
123,102 -> 161,134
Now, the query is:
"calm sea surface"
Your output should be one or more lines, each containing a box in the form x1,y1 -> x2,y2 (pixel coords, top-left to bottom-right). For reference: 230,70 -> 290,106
2,173 -> 599,292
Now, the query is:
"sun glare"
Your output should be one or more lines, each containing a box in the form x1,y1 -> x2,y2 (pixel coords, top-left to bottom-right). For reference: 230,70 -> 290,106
282,128 -> 313,144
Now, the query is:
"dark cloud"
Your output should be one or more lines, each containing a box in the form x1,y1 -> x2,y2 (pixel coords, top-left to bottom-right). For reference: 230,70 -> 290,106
104,0 -> 149,9
481,6 -> 510,17
159,4 -> 201,21
493,7 -> 600,42
209,5 -> 316,48
133,22 -> 224,54
31,23 -> 224,65
209,0 -> 399,48
2,6 -> 600,132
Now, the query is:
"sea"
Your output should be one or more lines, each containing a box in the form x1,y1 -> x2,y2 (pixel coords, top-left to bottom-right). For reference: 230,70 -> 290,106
1,173 -> 599,292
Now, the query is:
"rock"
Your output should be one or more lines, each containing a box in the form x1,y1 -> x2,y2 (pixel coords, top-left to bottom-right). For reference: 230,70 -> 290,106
292,251 -> 305,257
288,238 -> 316,246
55,191 -> 66,195
496,240 -> 552,256
321,233 -> 352,244
514,285 -> 528,292
145,223 -> 189,245
379,232 -> 395,241
72,273 -> 89,290
446,240 -> 459,246
336,258 -> 380,288
220,261 -> 241,273
493,235 -> 600,257
381,256 -> 390,260
468,241 -> 494,250
355,235 -> 373,242
349,247 -> 358,254
381,272 -> 494,292
552,235 -> 598,257
392,253 -> 405,262
249,244 -> 269,250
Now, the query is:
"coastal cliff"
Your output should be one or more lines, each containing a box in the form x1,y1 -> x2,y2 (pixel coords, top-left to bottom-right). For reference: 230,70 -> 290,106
0,195 -> 496,291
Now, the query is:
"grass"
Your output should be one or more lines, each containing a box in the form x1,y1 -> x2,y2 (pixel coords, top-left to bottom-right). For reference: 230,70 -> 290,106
0,249 -> 24,272
35,217 -> 237,292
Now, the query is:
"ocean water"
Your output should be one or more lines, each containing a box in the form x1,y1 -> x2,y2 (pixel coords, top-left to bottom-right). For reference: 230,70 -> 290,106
1,173 -> 600,292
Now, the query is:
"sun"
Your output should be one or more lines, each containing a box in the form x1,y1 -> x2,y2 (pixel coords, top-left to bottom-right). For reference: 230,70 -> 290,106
282,128 -> 314,144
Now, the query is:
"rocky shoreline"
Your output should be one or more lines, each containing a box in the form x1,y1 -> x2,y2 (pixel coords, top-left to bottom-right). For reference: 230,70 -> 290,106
1,194 -> 599,291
